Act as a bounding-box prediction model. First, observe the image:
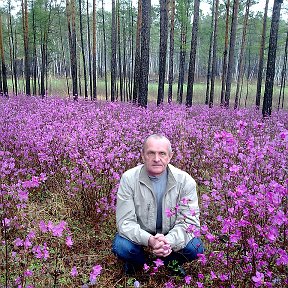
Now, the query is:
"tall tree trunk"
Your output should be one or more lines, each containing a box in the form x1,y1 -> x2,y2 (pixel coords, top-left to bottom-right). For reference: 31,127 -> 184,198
67,0 -> 78,100
32,3 -> 37,95
186,0 -> 200,107
122,12 -> 127,102
177,1 -> 189,104
41,1 -> 52,98
209,0 -> 219,108
157,0 -> 169,105
220,0 -> 230,105
278,31 -> 287,110
40,30 -> 47,97
22,0 -> 31,95
262,0 -> 283,117
79,0 -> 88,99
138,0 -> 151,108
0,14 -> 8,97
117,0 -> 123,101
86,0 -> 93,99
58,6 -> 70,97
8,0 -> 18,95
234,0 -> 251,109
224,0 -> 239,107
102,0 -> 108,100
256,0 -> 269,108
92,0 -> 97,99
205,0 -> 215,105
133,0 -> 142,103
168,0 -> 175,104
111,0 -> 117,102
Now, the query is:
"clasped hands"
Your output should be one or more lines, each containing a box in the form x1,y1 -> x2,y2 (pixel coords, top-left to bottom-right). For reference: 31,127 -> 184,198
148,233 -> 172,257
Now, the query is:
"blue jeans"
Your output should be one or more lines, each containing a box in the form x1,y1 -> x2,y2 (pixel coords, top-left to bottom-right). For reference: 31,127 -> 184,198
112,233 -> 204,267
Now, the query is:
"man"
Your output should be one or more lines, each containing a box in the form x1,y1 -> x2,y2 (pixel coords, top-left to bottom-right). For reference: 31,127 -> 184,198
112,134 -> 204,276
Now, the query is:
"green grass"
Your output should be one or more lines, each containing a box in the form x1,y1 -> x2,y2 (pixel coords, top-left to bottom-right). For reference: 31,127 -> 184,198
6,76 -> 287,109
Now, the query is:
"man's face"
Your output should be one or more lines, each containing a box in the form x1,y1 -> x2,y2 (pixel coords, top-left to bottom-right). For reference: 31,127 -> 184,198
141,137 -> 173,176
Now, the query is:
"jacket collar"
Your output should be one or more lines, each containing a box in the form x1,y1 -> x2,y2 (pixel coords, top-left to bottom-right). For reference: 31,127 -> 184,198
139,164 -> 177,192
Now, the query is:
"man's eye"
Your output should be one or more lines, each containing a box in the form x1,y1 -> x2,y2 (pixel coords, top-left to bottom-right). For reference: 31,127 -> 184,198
160,152 -> 166,156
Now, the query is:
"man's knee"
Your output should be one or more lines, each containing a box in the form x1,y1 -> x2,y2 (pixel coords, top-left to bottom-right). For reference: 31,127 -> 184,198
112,234 -> 142,260
183,237 -> 204,260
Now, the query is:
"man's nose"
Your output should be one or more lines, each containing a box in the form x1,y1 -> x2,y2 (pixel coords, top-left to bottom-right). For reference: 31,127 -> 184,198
154,153 -> 160,161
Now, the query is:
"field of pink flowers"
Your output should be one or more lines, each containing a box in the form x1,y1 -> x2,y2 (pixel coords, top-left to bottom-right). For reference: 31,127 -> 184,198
0,95 -> 287,288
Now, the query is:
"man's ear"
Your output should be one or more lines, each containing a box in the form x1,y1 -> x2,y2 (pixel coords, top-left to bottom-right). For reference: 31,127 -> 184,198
141,150 -> 145,162
169,151 -> 174,160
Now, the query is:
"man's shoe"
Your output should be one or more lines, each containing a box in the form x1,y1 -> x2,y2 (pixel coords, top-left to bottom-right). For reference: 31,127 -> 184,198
167,264 -> 186,277
124,262 -> 140,275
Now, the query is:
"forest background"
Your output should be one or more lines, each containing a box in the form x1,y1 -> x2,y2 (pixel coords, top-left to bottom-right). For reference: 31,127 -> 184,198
0,0 -> 287,287
0,0 -> 287,113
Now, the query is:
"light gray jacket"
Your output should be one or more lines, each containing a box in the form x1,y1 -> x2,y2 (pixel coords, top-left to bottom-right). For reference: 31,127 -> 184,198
116,164 -> 200,251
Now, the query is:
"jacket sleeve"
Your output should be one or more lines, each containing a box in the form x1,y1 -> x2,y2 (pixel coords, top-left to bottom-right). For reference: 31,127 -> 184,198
116,173 -> 152,246
165,174 -> 200,251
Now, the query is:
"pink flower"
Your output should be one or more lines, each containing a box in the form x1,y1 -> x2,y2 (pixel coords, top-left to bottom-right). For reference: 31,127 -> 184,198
66,236 -> 73,247
252,271 -> 264,287
71,266 -> 78,277
39,220 -> 48,233
165,208 -> 174,217
89,265 -> 102,284
153,258 -> 164,267
51,221 -> 67,237
185,275 -> 192,284
24,269 -> 33,277
18,189 -> 28,201
210,271 -> 217,279
143,263 -> 150,272
197,254 -> 207,265
14,238 -> 23,247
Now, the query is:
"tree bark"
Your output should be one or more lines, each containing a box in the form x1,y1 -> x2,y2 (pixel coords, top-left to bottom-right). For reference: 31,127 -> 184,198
22,0 -> 31,95
168,0 -> 175,104
133,0 -> 142,103
234,0 -> 251,109
86,0 -> 93,99
79,0 -> 88,99
101,0 -> 108,100
186,0 -> 200,107
8,0 -> 18,95
177,0 -> 189,104
111,0 -> 117,102
262,0 -> 283,117
92,0 -> 97,99
0,14 -> 8,97
278,31 -> 287,110
224,0 -> 239,107
138,0 -> 151,108
255,0 -> 269,108
205,0 -> 215,106
157,0 -> 169,105
66,0 -> 78,100
220,0 -> 230,105
209,0 -> 219,108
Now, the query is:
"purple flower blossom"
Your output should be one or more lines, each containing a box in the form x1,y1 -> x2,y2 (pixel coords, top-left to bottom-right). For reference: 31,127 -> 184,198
252,271 -> 264,287
89,264 -> 102,284
143,263 -> 150,272
134,280 -> 140,288
66,236 -> 73,247
153,258 -> 164,267
71,266 -> 78,277
184,275 -> 192,284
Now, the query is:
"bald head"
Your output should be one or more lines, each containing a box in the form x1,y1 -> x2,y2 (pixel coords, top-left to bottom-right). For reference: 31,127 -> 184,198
143,134 -> 172,155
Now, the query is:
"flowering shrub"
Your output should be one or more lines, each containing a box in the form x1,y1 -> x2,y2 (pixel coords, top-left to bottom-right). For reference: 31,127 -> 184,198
0,95 -> 287,287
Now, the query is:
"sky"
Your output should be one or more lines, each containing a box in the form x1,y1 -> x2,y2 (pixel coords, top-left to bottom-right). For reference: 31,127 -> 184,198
0,0 -> 287,20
